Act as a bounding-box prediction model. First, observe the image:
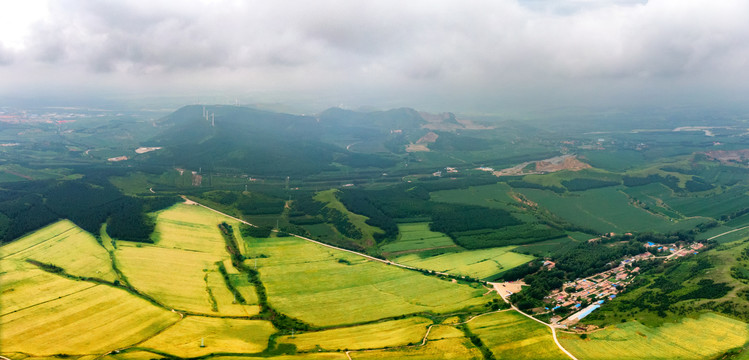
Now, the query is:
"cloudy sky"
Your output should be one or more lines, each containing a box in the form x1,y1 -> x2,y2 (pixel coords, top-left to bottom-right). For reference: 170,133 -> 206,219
0,0 -> 747,113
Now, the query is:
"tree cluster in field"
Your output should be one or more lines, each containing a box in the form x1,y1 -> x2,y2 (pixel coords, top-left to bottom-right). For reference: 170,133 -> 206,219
561,178 -> 621,191
452,224 -> 566,250
337,189 -> 398,242
0,175 -> 178,244
506,180 -> 565,193
202,190 -> 285,215
240,224 -> 273,238
555,240 -> 646,279
510,269 -> 565,311
622,174 -> 680,191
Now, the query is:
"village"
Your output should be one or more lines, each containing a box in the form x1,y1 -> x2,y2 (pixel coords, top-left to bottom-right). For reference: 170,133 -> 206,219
538,241 -> 706,328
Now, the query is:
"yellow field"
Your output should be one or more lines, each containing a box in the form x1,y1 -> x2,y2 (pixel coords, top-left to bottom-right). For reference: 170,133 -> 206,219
206,268 -> 260,315
211,355 -> 348,360
278,317 -> 431,351
426,325 -> 465,340
246,235 -> 497,326
114,204 -> 258,315
0,220 -> 117,281
0,259 -> 96,315
151,203 -> 237,254
139,316 -> 275,357
350,337 -> 482,359
559,312 -> 749,360
115,243 -> 258,315
1,284 -> 179,355
394,246 -> 534,279
468,311 -> 568,360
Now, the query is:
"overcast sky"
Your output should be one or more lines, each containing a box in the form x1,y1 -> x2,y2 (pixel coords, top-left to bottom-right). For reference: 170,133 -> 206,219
0,0 -> 747,113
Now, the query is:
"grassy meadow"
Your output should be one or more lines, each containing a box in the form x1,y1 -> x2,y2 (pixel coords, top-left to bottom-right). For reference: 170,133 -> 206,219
468,311 -> 568,360
380,222 -> 457,254
559,313 -> 748,360
278,317 -> 431,351
394,246 -> 533,279
0,220 -> 117,281
243,234 -> 498,326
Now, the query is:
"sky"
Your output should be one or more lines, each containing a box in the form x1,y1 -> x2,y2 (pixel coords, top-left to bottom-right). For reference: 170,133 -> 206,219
0,0 -> 748,113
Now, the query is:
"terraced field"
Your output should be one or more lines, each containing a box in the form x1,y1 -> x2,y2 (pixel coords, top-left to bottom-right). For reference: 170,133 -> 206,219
244,234 -> 498,326
380,222 -> 457,254
559,313 -> 748,360
0,220 -> 117,281
468,311 -> 568,360
394,246 -> 533,279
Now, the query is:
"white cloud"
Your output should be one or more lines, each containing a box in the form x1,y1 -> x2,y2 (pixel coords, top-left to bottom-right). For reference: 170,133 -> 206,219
0,0 -> 747,111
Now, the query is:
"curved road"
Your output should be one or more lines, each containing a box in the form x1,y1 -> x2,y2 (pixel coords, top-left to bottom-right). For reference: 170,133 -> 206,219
182,196 -> 579,360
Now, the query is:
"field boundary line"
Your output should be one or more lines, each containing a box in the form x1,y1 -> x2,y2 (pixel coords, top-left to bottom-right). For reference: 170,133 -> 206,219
0,283 -> 98,316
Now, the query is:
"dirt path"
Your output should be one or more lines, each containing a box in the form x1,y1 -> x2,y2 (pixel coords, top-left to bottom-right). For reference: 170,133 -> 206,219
490,282 -> 578,360
708,226 -> 749,241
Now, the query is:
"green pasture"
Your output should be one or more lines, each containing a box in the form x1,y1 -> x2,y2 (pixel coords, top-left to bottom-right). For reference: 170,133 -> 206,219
243,235 -> 498,326
560,313 -> 748,360
429,183 -> 516,209
394,246 -> 533,279
517,187 -> 708,233
380,222 -> 456,254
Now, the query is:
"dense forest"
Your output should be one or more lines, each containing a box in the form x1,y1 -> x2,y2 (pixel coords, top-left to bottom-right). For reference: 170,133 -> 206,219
0,175 -> 177,243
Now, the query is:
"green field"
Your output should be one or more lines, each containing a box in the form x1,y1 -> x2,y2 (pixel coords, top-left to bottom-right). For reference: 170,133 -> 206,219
394,246 -> 533,279
278,317 -> 431,351
468,311 -> 568,360
243,234 -> 498,326
1,282 -> 179,355
0,220 -> 117,281
380,222 -> 457,254
559,313 -> 748,360
429,183 -> 516,210
140,316 -> 276,357
518,187 -> 708,233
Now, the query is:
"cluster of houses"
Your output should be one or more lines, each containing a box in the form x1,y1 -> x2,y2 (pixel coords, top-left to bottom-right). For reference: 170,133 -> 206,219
544,241 -> 705,327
